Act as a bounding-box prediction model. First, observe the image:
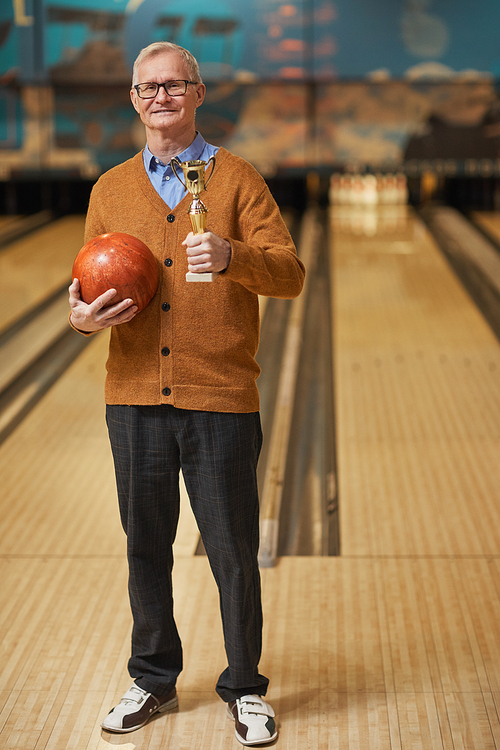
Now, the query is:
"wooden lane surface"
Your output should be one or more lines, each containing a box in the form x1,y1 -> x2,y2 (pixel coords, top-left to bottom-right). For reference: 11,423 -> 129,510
0,295 -> 73,393
1,205 -> 500,747
471,210 -> 500,242
1,556 -> 500,748
0,216 -> 20,229
0,331 -> 199,558
0,216 -> 85,331
331,206 -> 500,556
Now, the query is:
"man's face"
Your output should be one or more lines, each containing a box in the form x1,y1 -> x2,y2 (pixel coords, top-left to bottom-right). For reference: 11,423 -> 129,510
130,51 -> 205,141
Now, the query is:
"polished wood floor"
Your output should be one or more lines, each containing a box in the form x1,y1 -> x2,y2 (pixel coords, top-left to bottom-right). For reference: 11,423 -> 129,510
471,210 -> 500,243
0,215 -> 85,329
0,207 -> 499,748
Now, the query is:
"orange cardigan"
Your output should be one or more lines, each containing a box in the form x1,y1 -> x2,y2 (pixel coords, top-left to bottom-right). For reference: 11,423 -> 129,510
79,147 -> 305,412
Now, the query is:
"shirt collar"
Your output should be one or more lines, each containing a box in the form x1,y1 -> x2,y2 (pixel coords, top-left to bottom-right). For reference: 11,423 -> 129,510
145,132 -> 207,172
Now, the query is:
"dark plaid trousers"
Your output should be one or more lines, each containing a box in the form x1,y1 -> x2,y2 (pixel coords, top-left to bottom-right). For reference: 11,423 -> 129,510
106,404 -> 269,702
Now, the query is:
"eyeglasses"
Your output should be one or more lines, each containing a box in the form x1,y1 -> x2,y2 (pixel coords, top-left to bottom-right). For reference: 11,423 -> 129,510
134,80 -> 198,99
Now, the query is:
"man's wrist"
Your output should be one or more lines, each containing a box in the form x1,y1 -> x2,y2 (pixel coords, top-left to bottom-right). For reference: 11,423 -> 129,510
220,240 -> 232,273
69,312 -> 96,336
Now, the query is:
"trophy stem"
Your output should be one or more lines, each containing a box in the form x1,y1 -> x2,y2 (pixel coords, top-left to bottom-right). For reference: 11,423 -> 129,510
186,197 -> 218,282
189,198 -> 208,236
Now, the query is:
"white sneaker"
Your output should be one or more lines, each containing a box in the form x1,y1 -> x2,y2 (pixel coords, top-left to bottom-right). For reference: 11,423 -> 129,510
227,694 -> 277,746
101,684 -> 178,733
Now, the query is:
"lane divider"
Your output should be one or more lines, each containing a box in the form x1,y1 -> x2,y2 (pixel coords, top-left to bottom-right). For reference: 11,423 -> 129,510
258,206 -> 320,568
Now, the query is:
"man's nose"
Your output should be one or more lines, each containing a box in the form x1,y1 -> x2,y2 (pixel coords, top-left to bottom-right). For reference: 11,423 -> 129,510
156,84 -> 173,101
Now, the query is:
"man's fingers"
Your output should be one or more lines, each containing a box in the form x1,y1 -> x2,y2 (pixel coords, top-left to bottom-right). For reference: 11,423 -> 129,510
182,231 -> 200,247
182,234 -> 205,256
187,250 -> 210,263
98,299 -> 137,319
68,281 -> 139,332
68,278 -> 81,303
111,306 -> 139,324
90,288 -> 118,311
69,282 -> 119,312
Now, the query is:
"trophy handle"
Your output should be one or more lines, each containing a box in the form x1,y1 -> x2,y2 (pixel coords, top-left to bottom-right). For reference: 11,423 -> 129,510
204,155 -> 216,188
170,157 -> 187,189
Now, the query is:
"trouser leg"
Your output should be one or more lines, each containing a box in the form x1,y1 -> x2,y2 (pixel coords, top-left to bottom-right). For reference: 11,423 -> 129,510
106,404 -> 183,696
178,409 -> 269,702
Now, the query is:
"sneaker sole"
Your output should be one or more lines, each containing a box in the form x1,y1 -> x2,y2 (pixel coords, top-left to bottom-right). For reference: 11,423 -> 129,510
226,705 -> 278,746
101,694 -> 178,733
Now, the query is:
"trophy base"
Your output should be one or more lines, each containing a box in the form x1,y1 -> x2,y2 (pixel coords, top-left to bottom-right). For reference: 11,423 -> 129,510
186,271 -> 219,282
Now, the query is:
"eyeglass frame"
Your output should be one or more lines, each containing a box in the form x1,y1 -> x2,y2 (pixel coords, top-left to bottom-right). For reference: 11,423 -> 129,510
133,80 -> 199,99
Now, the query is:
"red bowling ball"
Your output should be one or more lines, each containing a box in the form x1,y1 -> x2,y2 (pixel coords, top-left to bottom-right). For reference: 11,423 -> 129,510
73,232 -> 159,313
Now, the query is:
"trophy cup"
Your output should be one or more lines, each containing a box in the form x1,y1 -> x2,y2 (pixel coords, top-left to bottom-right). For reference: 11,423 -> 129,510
171,156 -> 217,282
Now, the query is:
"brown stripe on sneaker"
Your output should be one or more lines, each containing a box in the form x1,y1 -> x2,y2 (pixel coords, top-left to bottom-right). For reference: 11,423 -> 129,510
122,689 -> 177,730
228,701 -> 248,740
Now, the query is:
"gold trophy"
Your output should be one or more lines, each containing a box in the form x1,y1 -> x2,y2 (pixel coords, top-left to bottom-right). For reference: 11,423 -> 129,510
171,156 -> 217,282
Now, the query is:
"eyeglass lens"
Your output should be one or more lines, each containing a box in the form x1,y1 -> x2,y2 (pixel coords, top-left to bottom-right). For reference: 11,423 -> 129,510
136,81 -> 188,98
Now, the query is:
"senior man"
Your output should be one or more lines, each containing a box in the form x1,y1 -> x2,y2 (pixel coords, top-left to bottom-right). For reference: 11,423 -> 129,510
69,42 -> 305,746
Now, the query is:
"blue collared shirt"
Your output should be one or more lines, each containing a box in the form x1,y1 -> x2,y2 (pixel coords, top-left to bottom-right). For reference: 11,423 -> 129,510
142,132 -> 219,210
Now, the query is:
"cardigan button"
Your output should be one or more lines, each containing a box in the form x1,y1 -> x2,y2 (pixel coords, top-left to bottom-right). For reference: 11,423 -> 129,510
162,302 -> 171,311
167,214 -> 175,223
161,347 -> 170,356
162,387 -> 171,396
164,258 -> 173,267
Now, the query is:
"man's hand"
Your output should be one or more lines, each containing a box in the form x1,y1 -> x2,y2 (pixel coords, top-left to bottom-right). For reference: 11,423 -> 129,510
182,231 -> 231,274
68,278 -> 139,332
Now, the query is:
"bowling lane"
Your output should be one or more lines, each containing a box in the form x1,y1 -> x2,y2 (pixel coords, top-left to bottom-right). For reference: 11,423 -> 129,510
1,206 -> 500,750
471,210 -> 500,246
0,215 -> 85,331
0,329 -> 199,557
0,215 -> 20,229
332,204 -> 500,557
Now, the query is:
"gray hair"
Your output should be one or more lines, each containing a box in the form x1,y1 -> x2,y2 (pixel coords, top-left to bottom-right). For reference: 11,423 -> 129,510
132,42 -> 202,86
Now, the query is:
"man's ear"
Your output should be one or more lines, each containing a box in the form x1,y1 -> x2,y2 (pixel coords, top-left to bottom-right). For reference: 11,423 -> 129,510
130,88 -> 140,114
195,83 -> 206,109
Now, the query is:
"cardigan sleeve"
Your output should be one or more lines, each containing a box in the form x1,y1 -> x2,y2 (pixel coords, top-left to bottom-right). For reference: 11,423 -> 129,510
221,179 -> 305,299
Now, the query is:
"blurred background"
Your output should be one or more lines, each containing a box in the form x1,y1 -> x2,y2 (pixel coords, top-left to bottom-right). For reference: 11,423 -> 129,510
2,0 -> 500,212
